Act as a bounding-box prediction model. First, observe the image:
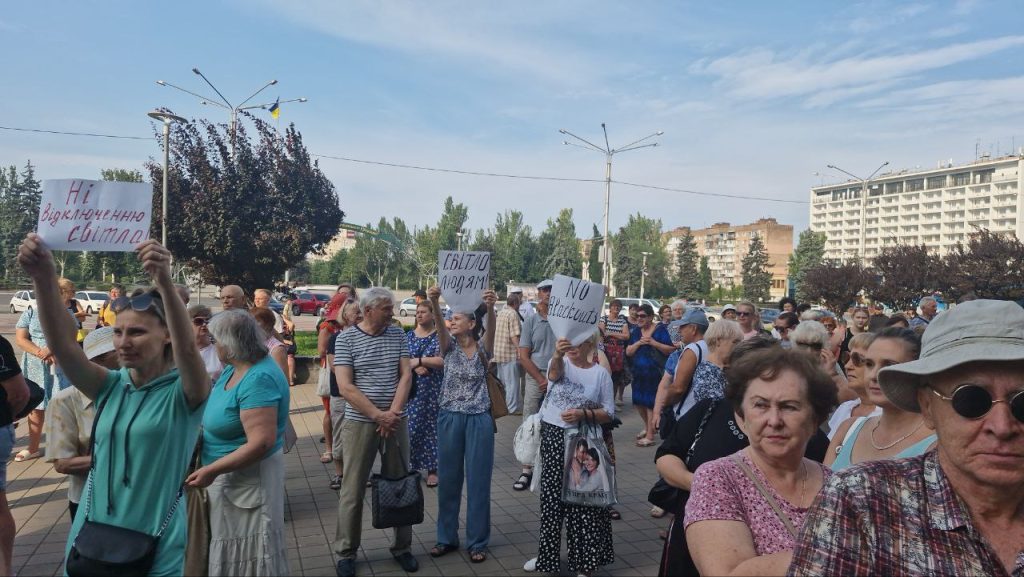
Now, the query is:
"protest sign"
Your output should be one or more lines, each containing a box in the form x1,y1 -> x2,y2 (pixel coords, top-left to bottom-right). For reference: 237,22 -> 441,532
37,179 -> 152,252
548,274 -> 606,346
438,251 -> 490,313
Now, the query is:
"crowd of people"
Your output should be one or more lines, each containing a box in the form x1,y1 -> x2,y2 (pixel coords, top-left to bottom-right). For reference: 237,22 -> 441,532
0,233 -> 1022,577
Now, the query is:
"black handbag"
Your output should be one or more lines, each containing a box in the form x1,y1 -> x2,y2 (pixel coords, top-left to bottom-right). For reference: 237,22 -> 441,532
370,470 -> 424,529
0,377 -> 44,427
647,399 -> 718,514
66,388 -> 184,577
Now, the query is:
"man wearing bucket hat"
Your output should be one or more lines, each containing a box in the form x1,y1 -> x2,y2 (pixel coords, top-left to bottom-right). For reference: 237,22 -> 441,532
789,299 -> 1024,576
43,327 -> 119,521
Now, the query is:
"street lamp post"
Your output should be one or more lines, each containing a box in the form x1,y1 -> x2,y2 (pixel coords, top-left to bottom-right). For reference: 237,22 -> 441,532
147,110 -> 187,246
455,230 -> 464,251
640,251 -> 651,300
826,161 -> 889,262
156,68 -> 307,156
560,124 -> 662,295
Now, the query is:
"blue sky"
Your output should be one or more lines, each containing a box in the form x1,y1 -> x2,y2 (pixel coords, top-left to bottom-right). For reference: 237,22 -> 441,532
2,0 -> 1022,240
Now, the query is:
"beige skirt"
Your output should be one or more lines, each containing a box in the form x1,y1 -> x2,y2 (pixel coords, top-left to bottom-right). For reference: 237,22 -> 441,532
207,449 -> 288,576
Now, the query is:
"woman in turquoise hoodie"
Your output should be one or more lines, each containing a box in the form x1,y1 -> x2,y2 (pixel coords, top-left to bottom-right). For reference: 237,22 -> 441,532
18,234 -> 210,576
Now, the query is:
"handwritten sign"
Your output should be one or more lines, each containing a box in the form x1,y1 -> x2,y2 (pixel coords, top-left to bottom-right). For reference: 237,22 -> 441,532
438,251 -> 490,314
548,274 -> 606,346
37,179 -> 152,252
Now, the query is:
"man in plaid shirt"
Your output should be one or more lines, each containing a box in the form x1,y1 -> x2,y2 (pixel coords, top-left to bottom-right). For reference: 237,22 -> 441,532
789,300 -> 1024,576
493,290 -> 524,413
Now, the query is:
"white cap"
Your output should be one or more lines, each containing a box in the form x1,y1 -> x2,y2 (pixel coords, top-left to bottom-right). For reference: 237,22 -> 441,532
83,327 -> 115,360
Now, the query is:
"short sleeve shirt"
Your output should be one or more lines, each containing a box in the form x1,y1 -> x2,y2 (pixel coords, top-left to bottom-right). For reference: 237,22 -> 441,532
493,307 -> 522,363
685,450 -> 832,555
520,312 -> 555,371
539,360 -> 615,428
334,324 -> 409,422
202,355 -> 290,463
43,387 -> 94,502
439,342 -> 489,414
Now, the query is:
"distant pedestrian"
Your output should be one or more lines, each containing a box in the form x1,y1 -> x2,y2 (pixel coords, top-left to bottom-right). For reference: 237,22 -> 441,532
406,300 -> 443,488
598,299 -> 630,406
493,291 -> 523,413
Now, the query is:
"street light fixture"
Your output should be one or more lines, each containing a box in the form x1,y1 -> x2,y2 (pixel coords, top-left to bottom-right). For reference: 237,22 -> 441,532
560,124 -> 663,295
147,110 -> 187,247
156,68 -> 308,156
640,251 -> 652,300
455,230 -> 465,251
826,161 -> 889,262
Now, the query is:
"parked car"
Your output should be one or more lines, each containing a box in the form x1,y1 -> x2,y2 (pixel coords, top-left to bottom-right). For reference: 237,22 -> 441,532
265,296 -> 286,314
397,297 -> 418,317
291,292 -> 330,316
760,308 -> 781,330
75,291 -> 109,314
9,290 -> 35,314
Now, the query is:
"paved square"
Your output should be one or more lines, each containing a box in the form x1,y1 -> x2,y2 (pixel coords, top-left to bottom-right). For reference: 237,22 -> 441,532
7,382 -> 667,576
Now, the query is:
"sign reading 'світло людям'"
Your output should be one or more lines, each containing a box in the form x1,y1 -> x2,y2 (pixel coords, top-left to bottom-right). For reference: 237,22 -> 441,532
438,250 -> 491,314
37,179 -> 152,252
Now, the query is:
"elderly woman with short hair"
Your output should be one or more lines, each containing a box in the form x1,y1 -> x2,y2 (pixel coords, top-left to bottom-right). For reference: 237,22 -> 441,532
791,320 -> 852,402
186,309 -> 290,576
683,347 -> 838,575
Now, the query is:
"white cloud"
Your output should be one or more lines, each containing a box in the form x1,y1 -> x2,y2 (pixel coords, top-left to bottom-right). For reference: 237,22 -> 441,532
689,35 -> 1024,109
858,75 -> 1024,116
952,0 -> 983,15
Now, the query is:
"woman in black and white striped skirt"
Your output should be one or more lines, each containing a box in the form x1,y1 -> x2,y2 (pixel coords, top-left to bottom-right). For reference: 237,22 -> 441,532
523,333 -> 615,577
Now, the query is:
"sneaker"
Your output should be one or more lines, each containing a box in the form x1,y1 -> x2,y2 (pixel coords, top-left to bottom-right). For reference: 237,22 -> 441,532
394,552 -> 419,573
523,557 -> 538,572
336,558 -> 356,577
329,475 -> 342,491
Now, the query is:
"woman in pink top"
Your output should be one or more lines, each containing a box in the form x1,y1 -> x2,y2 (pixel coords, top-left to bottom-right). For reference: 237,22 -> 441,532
252,307 -> 288,377
684,347 -> 838,575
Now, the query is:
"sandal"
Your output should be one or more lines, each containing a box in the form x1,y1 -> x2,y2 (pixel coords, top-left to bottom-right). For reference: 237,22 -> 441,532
426,472 -> 438,488
608,508 -> 621,520
13,449 -> 41,463
651,506 -> 666,518
320,451 -> 333,463
430,544 -> 458,558
469,550 -> 487,563
512,472 -> 532,491
635,430 -> 647,440
636,437 -> 656,447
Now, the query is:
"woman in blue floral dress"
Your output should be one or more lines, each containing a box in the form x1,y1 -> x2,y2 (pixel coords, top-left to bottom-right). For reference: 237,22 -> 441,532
406,301 -> 444,487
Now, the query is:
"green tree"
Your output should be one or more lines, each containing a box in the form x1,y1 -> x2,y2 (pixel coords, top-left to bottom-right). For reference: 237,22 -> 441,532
146,113 -> 342,293
612,214 -> 670,297
90,168 -> 147,285
588,224 -> 603,285
801,259 -> 872,315
542,208 -> 582,278
946,229 -> 1024,301
788,230 -> 827,302
698,256 -> 712,300
0,161 -> 42,283
741,234 -> 772,303
673,232 -> 701,299
870,242 -> 949,312
491,211 -> 534,290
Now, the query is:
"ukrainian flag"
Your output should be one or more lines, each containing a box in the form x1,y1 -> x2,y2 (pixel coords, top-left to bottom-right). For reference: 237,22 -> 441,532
269,98 -> 280,119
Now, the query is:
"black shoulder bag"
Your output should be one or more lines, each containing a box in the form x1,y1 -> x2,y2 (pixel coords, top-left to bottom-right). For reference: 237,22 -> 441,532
647,398 -> 718,513
66,388 -> 185,577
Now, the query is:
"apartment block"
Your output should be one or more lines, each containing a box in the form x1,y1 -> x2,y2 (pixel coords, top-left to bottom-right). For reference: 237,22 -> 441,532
309,229 -> 358,261
665,218 -> 793,300
809,154 -> 1024,262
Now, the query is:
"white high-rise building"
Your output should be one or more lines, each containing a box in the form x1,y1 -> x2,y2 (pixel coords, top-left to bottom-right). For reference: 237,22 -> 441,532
810,153 -> 1023,262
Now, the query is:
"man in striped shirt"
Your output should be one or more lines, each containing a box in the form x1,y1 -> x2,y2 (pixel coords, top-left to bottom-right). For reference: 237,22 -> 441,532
333,287 -> 418,577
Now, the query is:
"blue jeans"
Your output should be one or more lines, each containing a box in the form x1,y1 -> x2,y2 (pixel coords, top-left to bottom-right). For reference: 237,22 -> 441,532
436,411 -> 494,552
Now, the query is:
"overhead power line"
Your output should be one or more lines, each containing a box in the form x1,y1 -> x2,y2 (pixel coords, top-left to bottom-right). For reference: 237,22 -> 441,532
0,124 -> 809,204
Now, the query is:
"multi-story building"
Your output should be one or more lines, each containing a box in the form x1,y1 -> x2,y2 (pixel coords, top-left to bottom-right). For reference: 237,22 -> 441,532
309,229 -> 358,262
664,218 -> 793,301
809,153 -> 1023,262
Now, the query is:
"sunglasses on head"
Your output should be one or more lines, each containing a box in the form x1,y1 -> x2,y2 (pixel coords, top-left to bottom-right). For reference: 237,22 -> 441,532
931,385 -> 1024,422
111,293 -> 161,315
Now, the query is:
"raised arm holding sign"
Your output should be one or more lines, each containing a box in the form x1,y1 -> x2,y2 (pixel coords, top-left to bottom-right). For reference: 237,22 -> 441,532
438,250 -> 491,313
37,179 -> 152,252
548,274 -> 606,346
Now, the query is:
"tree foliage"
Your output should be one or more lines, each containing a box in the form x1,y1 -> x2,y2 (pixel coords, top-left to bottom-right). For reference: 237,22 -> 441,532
491,211 -> 534,290
613,214 -> 671,298
946,229 -> 1024,301
588,224 -> 603,285
0,161 -> 42,283
789,230 -> 827,302
800,259 -> 872,315
698,256 -> 712,300
870,242 -> 949,312
741,234 -> 772,303
146,113 -> 342,293
673,232 -> 701,299
541,208 -> 581,278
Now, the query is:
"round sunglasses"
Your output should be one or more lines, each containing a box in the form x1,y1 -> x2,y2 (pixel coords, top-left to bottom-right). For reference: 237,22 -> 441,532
930,385 -> 1024,422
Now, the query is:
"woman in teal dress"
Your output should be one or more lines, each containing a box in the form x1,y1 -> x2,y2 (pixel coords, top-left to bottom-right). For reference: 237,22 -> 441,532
405,301 -> 444,487
18,234 -> 209,576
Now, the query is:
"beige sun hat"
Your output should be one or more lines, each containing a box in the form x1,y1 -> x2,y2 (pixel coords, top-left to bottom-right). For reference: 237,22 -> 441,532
83,326 -> 116,361
878,299 -> 1024,413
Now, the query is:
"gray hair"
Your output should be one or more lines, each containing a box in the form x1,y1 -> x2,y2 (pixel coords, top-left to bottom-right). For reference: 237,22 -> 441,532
208,309 -> 268,364
704,319 -> 743,351
254,288 -> 272,298
791,320 -> 830,350
671,300 -> 687,311
919,296 -> 937,307
360,286 -> 395,312
800,309 -> 826,321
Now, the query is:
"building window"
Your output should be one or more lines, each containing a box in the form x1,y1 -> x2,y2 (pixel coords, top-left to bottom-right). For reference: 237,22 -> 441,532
886,182 -> 903,194
976,170 -> 993,184
927,176 -> 946,189
907,179 -> 924,192
952,172 -> 970,186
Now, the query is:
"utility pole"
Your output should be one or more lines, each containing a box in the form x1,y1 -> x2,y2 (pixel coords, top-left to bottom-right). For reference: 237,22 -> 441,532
640,251 -> 651,299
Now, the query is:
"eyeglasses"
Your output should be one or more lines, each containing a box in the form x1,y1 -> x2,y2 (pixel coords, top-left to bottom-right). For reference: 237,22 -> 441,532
849,351 -> 866,367
794,341 -> 822,350
736,311 -> 752,317
930,385 -> 1024,422
635,313 -> 649,319
192,317 -> 209,327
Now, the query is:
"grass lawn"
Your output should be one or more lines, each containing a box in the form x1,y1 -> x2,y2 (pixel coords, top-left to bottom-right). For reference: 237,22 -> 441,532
293,321 -> 416,357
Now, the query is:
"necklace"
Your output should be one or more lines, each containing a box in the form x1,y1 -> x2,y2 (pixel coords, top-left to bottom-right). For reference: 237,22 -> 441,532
870,418 -> 925,450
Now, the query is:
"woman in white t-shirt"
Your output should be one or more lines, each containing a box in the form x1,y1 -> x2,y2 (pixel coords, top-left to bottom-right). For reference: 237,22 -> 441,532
524,333 -> 615,577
